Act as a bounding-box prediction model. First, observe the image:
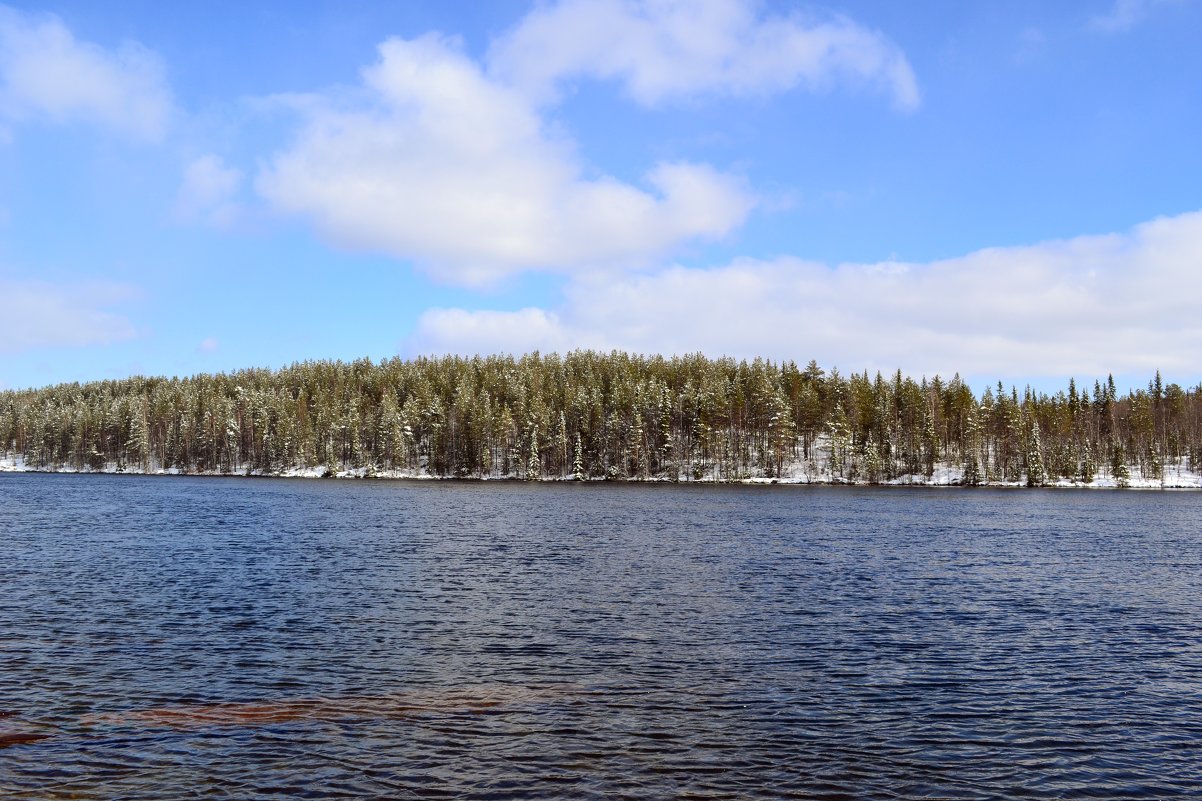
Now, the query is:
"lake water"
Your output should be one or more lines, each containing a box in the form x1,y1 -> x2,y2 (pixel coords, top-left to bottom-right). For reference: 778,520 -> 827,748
2,475 -> 1201,799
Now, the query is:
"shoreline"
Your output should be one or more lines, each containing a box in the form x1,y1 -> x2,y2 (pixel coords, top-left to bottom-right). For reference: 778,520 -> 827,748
3,458 -> 1198,490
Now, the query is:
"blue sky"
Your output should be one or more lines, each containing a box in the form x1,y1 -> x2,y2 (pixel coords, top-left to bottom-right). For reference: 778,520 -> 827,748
1,0 -> 1200,393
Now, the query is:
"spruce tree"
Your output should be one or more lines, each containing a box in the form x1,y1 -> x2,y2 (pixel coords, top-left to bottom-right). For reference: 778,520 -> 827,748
826,405 -> 851,480
572,432 -> 585,481
1026,420 -> 1047,487
922,407 -> 937,480
128,397 -> 151,472
1145,443 -> 1163,484
1111,441 -> 1130,487
1078,442 -> 1096,484
863,434 -> 882,484
963,453 -> 982,486
525,423 -> 540,481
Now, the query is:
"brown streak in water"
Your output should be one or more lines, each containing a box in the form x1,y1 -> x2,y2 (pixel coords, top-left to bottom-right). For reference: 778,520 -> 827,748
0,731 -> 51,748
79,684 -> 574,731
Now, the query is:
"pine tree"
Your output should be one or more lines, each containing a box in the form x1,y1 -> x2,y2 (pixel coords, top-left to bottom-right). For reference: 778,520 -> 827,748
963,405 -> 983,485
963,453 -> 982,486
631,411 -> 646,479
1111,441 -> 1130,487
1026,420 -> 1047,487
557,411 -> 568,479
826,404 -> 851,480
128,396 -> 151,472
572,432 -> 585,481
525,423 -> 540,481
922,407 -> 937,480
658,388 -> 675,479
1078,442 -> 1096,484
863,434 -> 882,484
1145,443 -> 1163,484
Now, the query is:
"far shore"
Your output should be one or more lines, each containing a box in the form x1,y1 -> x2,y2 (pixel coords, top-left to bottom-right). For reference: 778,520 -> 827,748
3,457 -> 1197,490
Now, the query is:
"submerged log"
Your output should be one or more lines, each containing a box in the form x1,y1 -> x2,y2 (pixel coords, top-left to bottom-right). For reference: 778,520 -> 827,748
0,731 -> 51,748
82,684 -> 573,730
2,684 -> 576,748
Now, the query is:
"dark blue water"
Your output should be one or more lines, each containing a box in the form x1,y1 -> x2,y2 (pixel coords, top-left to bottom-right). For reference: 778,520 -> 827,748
1,474 -> 1200,799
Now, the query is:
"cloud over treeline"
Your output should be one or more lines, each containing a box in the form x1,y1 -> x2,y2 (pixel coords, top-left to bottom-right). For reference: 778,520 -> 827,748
407,210 -> 1202,381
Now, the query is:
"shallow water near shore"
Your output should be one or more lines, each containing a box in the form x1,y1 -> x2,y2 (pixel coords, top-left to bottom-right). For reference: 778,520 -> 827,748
2,474 -> 1201,799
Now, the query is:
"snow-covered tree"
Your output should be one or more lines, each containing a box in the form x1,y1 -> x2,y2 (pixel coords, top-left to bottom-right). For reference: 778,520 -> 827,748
572,432 -> 585,481
1026,420 -> 1047,487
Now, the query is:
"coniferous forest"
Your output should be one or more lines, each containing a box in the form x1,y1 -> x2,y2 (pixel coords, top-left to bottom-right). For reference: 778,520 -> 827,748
2,351 -> 1200,486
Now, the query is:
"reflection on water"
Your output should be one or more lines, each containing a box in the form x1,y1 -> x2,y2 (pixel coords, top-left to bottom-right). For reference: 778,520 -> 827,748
2,475 -> 1201,799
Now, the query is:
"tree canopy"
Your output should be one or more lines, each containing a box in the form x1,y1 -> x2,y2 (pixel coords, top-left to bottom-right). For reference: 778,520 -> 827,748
2,352 -> 1198,486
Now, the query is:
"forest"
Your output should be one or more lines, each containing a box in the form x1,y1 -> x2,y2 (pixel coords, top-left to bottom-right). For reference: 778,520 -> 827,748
2,351 -> 1199,486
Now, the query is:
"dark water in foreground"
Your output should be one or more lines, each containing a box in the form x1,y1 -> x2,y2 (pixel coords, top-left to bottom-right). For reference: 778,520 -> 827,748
1,475 -> 1200,799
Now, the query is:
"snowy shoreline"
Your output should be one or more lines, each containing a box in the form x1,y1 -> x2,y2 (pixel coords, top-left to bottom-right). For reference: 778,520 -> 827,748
3,455 -> 1198,489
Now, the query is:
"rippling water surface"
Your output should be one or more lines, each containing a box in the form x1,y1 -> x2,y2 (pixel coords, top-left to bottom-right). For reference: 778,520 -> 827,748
2,474 -> 1201,799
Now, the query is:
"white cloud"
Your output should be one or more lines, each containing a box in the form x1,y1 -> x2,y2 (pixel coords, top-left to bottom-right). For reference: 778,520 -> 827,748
406,209 -> 1202,381
0,5 -> 171,141
0,279 -> 138,353
257,34 -> 754,286
1089,0 -> 1181,33
406,307 -> 583,357
256,3 -> 918,285
175,154 -> 243,226
488,0 -> 919,110
198,337 -> 219,353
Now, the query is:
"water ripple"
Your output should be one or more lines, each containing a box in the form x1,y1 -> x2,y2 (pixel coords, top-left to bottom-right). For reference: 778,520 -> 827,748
2,476 -> 1201,798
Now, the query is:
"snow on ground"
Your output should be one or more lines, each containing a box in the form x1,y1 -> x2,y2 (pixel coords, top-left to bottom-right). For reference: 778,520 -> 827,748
2,452 -> 1200,488
0,454 -> 26,472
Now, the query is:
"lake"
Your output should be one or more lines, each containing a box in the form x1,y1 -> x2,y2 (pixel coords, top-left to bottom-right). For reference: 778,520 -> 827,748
2,474 -> 1200,799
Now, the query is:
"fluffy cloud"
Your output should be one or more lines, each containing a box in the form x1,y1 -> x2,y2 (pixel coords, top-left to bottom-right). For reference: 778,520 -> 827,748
406,209 -> 1202,381
0,5 -> 171,141
0,279 -> 138,353
488,0 -> 919,110
257,2 -> 917,285
257,34 -> 754,286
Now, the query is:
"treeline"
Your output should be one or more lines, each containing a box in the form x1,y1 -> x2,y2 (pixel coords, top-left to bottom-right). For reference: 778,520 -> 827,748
2,352 -> 1200,485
